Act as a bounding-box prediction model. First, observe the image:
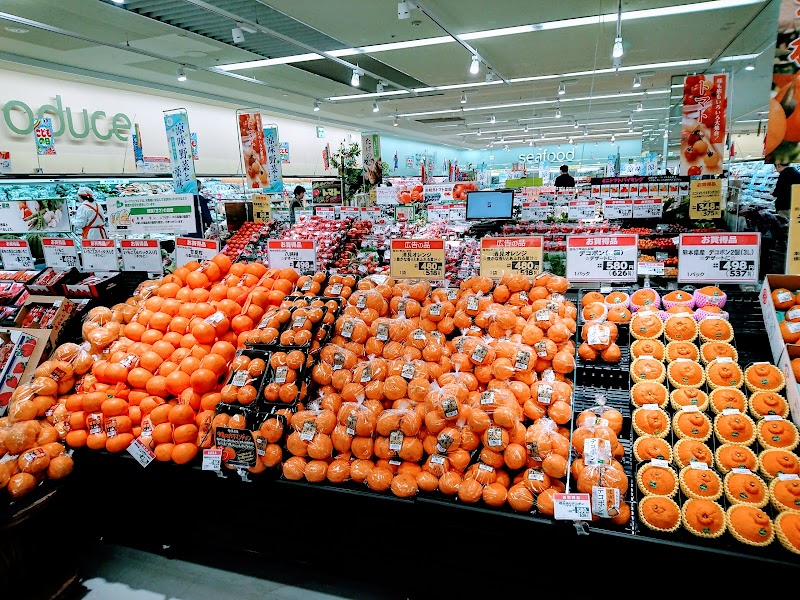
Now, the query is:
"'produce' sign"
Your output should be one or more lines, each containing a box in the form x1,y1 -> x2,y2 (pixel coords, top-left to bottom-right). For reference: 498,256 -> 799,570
390,239 -> 445,280
267,240 -> 316,273
566,235 -> 638,283
677,232 -> 760,284
480,237 -> 543,279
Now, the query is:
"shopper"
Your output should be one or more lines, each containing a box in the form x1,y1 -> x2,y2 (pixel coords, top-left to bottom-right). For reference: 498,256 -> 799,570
72,187 -> 108,240
196,181 -> 214,233
290,185 -> 306,224
772,163 -> 800,218
554,165 -> 575,188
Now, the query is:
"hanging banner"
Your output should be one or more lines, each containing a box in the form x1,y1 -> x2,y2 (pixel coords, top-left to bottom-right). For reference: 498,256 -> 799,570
164,110 -> 198,195
107,194 -> 197,235
81,239 -> 118,271
566,235 -> 639,282
0,151 -> 10,174
312,180 -> 342,205
322,143 -> 331,171
689,179 -> 723,219
0,240 -> 34,270
279,142 -> 290,163
131,123 -> 144,164
480,237 -> 543,278
766,3 -> 800,164
175,237 -> 219,267
678,233 -> 760,284
680,74 -> 727,175
362,133 -> 383,186
42,238 -> 79,270
190,132 -> 199,161
267,240 -> 316,272
120,239 -> 163,273
262,125 -> 284,195
390,239 -> 445,280
252,194 -> 271,223
33,117 -> 56,156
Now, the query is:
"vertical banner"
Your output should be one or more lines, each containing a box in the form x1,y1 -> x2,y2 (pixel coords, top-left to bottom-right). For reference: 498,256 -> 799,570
190,133 -> 199,160
322,143 -> 331,171
238,112 -> 268,190
33,118 -> 56,155
164,110 -> 198,195
132,123 -> 144,164
767,2 -> 800,163
362,133 -> 383,185
279,142 -> 290,163
787,184 -> 800,275
680,74 -> 727,175
262,124 -> 284,194
0,151 -> 11,173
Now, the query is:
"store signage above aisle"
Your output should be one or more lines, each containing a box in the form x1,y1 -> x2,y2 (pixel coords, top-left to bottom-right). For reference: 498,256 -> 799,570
566,235 -> 638,283
1,95 -> 132,140
680,74 -> 727,176
175,237 -> 219,267
0,240 -> 33,270
480,237 -> 543,279
590,175 -> 689,198
267,240 -> 316,273
42,238 -> 78,270
390,239 -> 445,280
632,197 -> 663,219
678,233 -> 760,284
163,109 -> 197,195
0,199 -> 70,234
107,193 -> 197,235
121,239 -> 162,274
81,239 -> 118,271
689,179 -> 723,219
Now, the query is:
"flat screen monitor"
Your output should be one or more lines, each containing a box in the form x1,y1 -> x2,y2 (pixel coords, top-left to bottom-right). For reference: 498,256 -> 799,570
465,189 -> 514,220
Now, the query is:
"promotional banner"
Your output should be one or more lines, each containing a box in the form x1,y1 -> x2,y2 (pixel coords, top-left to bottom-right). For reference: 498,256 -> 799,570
279,142 -> 290,163
678,233 -> 760,284
164,110 -> 198,195
680,74 -> 727,175
0,199 -> 70,233
237,112 -> 267,190
136,156 -> 171,174
322,143 -> 330,171
33,117 -> 56,156
766,1 -> 800,163
689,179 -> 723,219
422,182 -> 476,203
0,151 -> 10,173
107,193 -> 197,235
390,239 -> 445,280
263,125 -> 284,195
132,123 -> 144,164
362,133 -> 383,185
479,237 -> 543,278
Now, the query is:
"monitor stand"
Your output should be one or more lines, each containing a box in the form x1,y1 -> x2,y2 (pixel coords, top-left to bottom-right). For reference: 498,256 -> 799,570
468,220 -> 507,237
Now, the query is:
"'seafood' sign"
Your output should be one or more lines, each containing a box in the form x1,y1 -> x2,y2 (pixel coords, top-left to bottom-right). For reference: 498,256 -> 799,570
390,239 -> 445,280
566,234 -> 639,282
678,232 -> 760,284
267,239 -> 316,273
480,236 -> 543,279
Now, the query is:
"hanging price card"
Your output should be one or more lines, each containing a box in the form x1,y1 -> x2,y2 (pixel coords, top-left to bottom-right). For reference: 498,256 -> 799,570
427,205 -> 447,222
252,194 -> 271,223
121,239 -> 162,273
81,239 -> 118,271
632,197 -> 663,219
521,201 -> 550,221
42,237 -> 79,270
603,199 -> 633,219
553,492 -> 592,521
315,206 -> 335,219
362,207 -> 382,224
689,179 -> 723,219
0,240 -> 33,269
176,237 -> 219,267
677,232 -> 760,284
568,200 -> 596,220
341,206 -> 360,219
480,237 -> 543,279
390,239 -> 445,279
395,205 -> 414,222
566,234 -> 638,282
449,204 -> 467,221
267,239 -> 316,273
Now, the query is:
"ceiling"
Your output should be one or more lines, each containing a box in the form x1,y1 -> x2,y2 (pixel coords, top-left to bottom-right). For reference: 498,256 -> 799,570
0,0 -> 780,152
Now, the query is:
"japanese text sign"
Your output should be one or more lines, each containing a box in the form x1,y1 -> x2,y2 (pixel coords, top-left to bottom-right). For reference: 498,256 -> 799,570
678,232 -> 759,284
390,239 -> 445,280
566,235 -> 638,282
480,237 -> 543,279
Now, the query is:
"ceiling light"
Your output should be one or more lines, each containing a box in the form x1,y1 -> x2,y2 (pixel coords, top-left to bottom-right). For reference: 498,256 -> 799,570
231,27 -> 245,44
110,0 -> 125,3
612,36 -> 624,59
745,63 -> 755,71
663,129 -> 669,138
485,71 -> 494,83
470,55 -> 480,75
540,132 -> 545,140
595,141 -> 599,146
372,101 -> 379,112
177,67 -> 187,82
558,82 -> 566,96
584,126 -> 589,136
477,129 -> 482,137
555,107 -> 562,119
627,114 -> 633,125
504,145 -> 509,151
377,81 -> 385,93
500,136 -> 505,143
529,140 -> 533,146
313,100 -> 321,111
629,125 -> 634,132
351,68 -> 360,87
574,120 -> 579,129
490,114 -> 496,124
569,137 -> 574,144
636,101 -> 643,112
461,92 -> 467,104
633,75 -> 641,88
393,116 -> 398,126
611,134 -> 616,142
4,26 -> 30,33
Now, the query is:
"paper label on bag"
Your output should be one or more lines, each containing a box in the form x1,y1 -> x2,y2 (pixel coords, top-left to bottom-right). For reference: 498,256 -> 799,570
255,436 -> 267,457
87,412 -> 104,435
292,315 -> 308,329
446,288 -> 459,300
376,323 -> 389,341
127,437 -> 155,467
360,365 -> 372,383
401,363 -> 415,380
429,303 -> 442,317
442,397 -> 459,418
536,309 -> 550,322
587,325 -> 610,347
467,296 -> 479,311
787,308 -> 800,321
527,468 -> 545,481
333,352 -> 345,371
643,403 -> 659,410
480,390 -> 496,405
436,432 -> 455,453
487,427 -> 504,447
356,295 -> 367,309
140,417 -> 153,438
413,328 -> 427,340
538,384 -> 553,404
592,486 -> 621,518
542,369 -> 556,383
715,356 -> 733,363
471,344 -> 488,363
231,370 -> 249,387
787,321 -> 800,334
341,320 -> 354,338
689,461 -> 709,470
515,351 -> 531,371
329,283 -> 343,296
527,441 -> 541,460
681,405 -> 700,412
584,438 -> 612,467
346,413 -> 357,435
389,430 -> 404,452
300,420 -> 317,441
535,340 -> 549,358
550,292 -> 564,304
430,454 -> 446,465
778,291 -> 794,304
274,366 -> 289,384
301,279 -> 313,292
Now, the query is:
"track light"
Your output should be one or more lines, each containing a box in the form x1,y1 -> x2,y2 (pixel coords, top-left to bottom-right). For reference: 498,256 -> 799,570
500,136 -> 505,143
628,114 -> 633,125
574,120 -> 579,129
569,137 -> 574,144
629,125 -> 634,132
460,92 -> 467,104
611,134 -> 616,142
612,36 -> 624,58
745,63 -> 755,71
663,129 -> 668,138
529,140 -> 533,147
231,27 -> 245,44
558,82 -> 566,96
177,67 -> 187,82
555,107 -> 562,119
490,114 -> 496,124
377,81 -> 385,93
477,129 -> 482,137
583,126 -> 588,136
351,67 -> 360,87
636,101 -> 643,112
393,116 -> 398,126
524,125 -> 529,133
372,101 -> 379,112
313,100 -> 321,111
633,75 -> 641,88
485,71 -> 494,83
470,55 -> 480,75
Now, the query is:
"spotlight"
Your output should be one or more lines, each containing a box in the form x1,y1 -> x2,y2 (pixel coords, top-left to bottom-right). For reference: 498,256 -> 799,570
663,129 -> 668,138
470,55 -> 480,75
313,101 -> 321,111
569,137 -> 574,144
555,107 -> 562,119
574,120 -> 579,129
633,75 -> 641,88
611,134 -> 616,142
636,101 -> 643,112
558,82 -> 566,96
628,114 -> 633,125
351,68 -> 360,87
612,36 -> 624,58
231,27 -> 245,44
477,129 -> 482,137
524,125 -> 529,133
460,92 -> 467,104
393,116 -> 398,126
745,63 -> 755,71
177,67 -> 187,82
377,81 -> 385,93
372,102 -> 379,112
490,114 -> 496,124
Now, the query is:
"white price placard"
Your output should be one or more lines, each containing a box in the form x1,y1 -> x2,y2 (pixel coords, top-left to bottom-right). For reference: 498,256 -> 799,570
566,234 -> 638,282
554,492 -> 592,521
427,205 -> 448,222
0,239 -> 34,269
362,207 -> 382,224
315,206 -> 336,220
678,232 -> 760,284
604,199 -> 633,219
568,200 -> 596,220
272,209 -> 290,222
81,239 -> 118,271
175,236 -> 219,267
341,206 -> 361,219
126,437 -> 155,467
42,237 -> 79,270
521,201 -> 550,221
295,209 -> 313,221
267,239 -> 316,273
638,261 -> 665,276
121,239 -> 162,273
632,197 -> 663,219
202,448 -> 222,471
449,204 -> 467,221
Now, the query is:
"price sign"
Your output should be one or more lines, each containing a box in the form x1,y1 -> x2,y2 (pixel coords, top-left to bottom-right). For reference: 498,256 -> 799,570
521,201 -> 550,221
395,205 -> 414,222
202,448 -> 222,471
689,179 -> 723,219
449,204 -> 467,221
176,237 -> 219,267
632,197 -> 663,219
42,237 -> 79,270
362,207 -> 382,224
126,437 -> 155,467
603,199 -> 633,219
566,234 -> 638,282
341,206 -> 361,219
678,232 -> 760,284
553,492 -> 592,521
252,194 -> 271,223
81,239 -> 118,271
568,200 -> 596,220
294,209 -> 313,221
121,239 -> 162,273
638,261 -> 665,276
267,239 -> 316,273
480,237 -> 543,279
271,209 -> 290,222
0,240 -> 33,270
315,206 -> 335,219
390,239 -> 445,279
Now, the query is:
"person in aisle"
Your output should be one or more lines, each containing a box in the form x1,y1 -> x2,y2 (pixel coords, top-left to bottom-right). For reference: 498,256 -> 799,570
290,185 -> 306,224
772,163 -> 800,219
554,164 -> 575,188
71,187 -> 108,240
194,181 -> 214,238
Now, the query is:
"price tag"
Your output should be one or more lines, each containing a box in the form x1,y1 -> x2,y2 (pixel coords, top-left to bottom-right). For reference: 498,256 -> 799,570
176,237 -> 219,267
638,261 -> 664,276
202,448 -> 222,471
778,473 -> 800,481
722,408 -> 741,416
274,366 -> 289,384
376,323 -> 389,341
120,239 -> 162,273
0,239 -> 34,270
677,232 -> 760,284
689,179 -> 722,219
430,454 -> 446,465
603,199 -> 633,219
42,238 -> 79,270
272,209 -> 290,222
126,437 -> 155,467
732,467 -> 753,475
341,320 -> 354,338
583,438 -> 612,467
252,194 -> 271,223
651,459 -> 671,468
360,365 -> 372,383
568,200 -> 596,220
479,236 -> 543,279
401,363 -> 415,380
566,234 -> 638,283
267,240 -> 316,273
537,383 -> 553,404
486,426 -> 504,447
231,370 -> 249,386
514,350 -> 531,371
554,493 -> 592,521
390,239 -> 445,279
315,206 -> 335,219
362,207 -> 382,224
300,420 -> 317,441
689,461 -> 709,470
389,430 -> 404,452
520,201 -> 550,221
632,197 -> 663,219
441,397 -> 459,418
395,205 -> 415,222
467,296 -> 479,311
449,204 -> 467,221
480,390 -> 496,405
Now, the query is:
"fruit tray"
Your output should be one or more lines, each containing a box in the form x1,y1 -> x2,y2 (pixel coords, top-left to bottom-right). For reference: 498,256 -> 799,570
222,348 -> 271,409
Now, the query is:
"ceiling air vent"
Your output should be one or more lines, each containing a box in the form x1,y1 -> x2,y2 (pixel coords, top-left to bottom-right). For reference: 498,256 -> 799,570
415,117 -> 465,124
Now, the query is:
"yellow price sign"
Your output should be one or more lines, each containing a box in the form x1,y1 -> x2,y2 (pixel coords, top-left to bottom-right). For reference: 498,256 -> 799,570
480,236 -> 544,279
390,239 -> 445,280
252,194 -> 271,223
787,184 -> 800,275
689,179 -> 722,219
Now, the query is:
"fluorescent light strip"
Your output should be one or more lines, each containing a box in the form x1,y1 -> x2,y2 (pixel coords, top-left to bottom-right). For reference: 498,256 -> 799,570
461,119 -> 657,135
218,0 -> 762,72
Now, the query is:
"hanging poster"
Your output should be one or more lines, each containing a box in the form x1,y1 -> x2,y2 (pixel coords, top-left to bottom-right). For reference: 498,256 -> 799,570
262,125 -> 284,194
237,112 -> 268,190
190,133 -> 199,160
0,199 -> 70,233
323,143 -> 331,171
132,123 -> 144,164
362,133 -> 383,185
689,179 -> 723,219
766,2 -> 800,164
279,142 -> 290,163
312,181 -> 342,205
33,118 -> 55,156
164,110 -> 198,195
680,74 -> 727,175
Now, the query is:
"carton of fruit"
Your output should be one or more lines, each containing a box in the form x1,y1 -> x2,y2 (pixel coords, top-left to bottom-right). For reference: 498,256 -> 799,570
760,274 -> 800,363
0,329 -> 41,415
778,343 -> 800,428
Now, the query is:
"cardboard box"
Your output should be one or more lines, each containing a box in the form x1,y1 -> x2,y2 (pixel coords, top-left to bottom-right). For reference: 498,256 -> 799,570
778,344 -> 800,428
759,274 -> 800,363
15,295 -> 76,339
63,272 -> 121,299
0,327 -> 51,416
